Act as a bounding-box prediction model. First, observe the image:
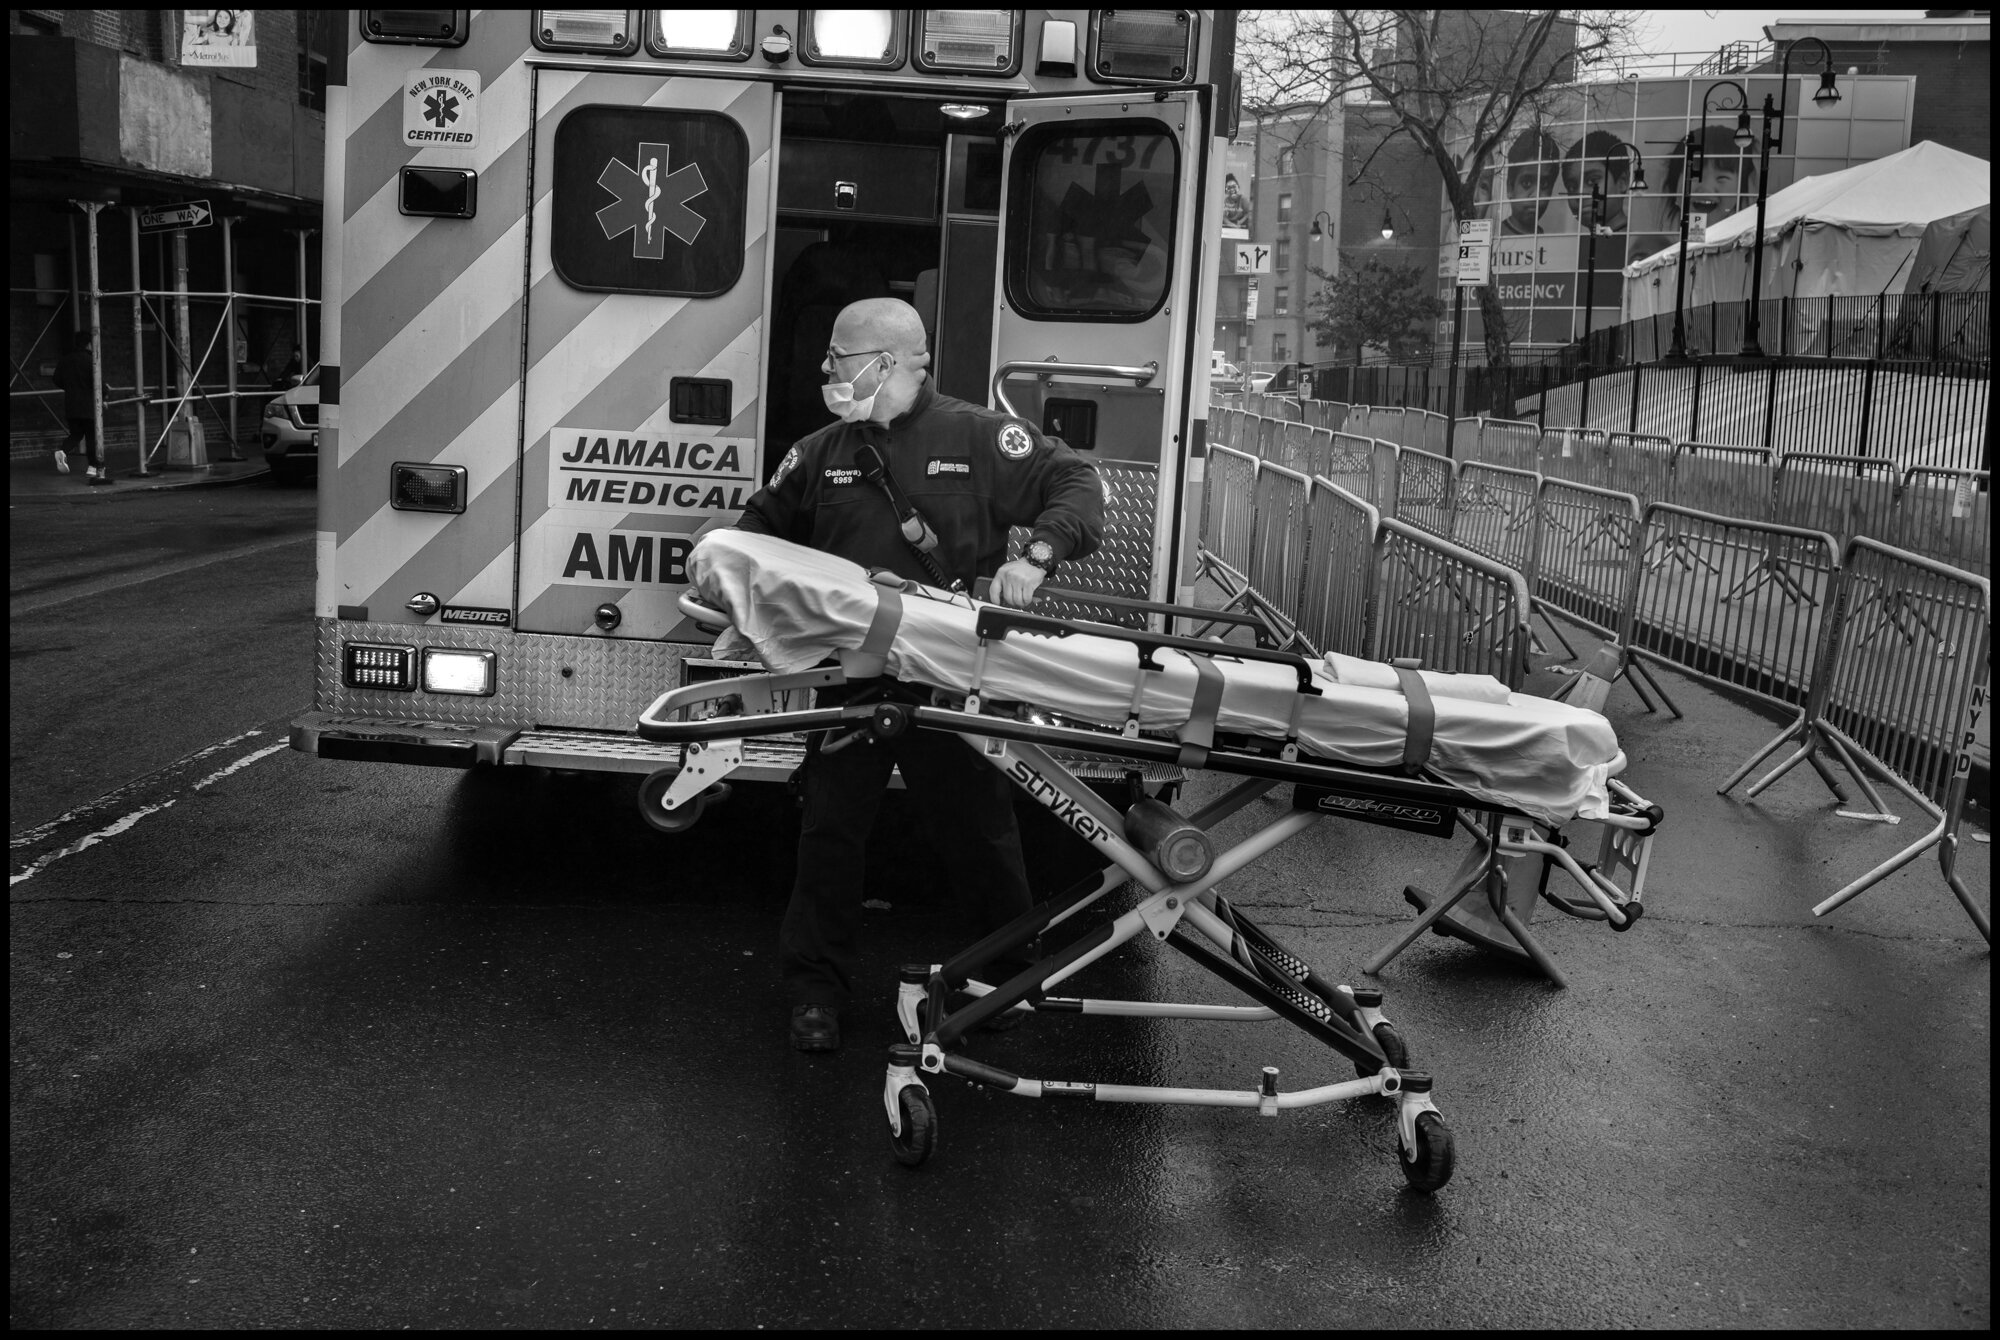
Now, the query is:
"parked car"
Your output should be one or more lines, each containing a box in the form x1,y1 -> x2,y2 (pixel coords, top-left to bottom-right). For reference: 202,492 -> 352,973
1212,360 -> 1248,395
261,366 -> 320,485
1248,371 -> 1275,394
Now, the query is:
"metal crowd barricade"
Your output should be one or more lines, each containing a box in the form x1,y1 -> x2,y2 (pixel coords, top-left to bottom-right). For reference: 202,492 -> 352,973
1275,420 -> 1319,474
1539,426 -> 1612,487
1602,431 -> 1676,511
1666,442 -> 1776,520
1532,477 -> 1675,712
1253,413 -> 1288,464
1477,417 -> 1544,472
1415,410 -> 1452,456
1344,404 -> 1374,441
1297,476 -> 1381,659
1246,461 -> 1314,650
1451,461 -> 1541,577
1323,431 -> 1385,508
1208,404 -> 1241,453
1628,503 -> 1840,714
1721,539 -> 1990,944
1373,517 -> 1532,689
1197,443 -> 1261,610
1894,467 -> 1990,579
1393,445 -> 1456,540
1772,452 -> 1902,550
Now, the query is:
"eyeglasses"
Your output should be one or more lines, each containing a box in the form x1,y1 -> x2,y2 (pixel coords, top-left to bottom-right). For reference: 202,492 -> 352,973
824,347 -> 893,371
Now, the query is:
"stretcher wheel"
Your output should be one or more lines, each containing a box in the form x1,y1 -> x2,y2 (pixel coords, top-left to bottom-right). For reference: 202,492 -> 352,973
888,1085 -> 937,1168
1353,1022 -> 1410,1080
637,772 -> 731,834
1398,1112 -> 1455,1194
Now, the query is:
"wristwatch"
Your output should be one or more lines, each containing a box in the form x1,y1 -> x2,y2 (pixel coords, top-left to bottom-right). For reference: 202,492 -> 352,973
1023,539 -> 1059,575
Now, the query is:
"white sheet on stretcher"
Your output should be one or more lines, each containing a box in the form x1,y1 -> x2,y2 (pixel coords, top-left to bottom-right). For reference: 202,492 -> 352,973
690,531 -> 1623,825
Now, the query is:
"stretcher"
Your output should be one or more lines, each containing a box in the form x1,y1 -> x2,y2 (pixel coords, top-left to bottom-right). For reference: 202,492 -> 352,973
638,532 -> 1664,1189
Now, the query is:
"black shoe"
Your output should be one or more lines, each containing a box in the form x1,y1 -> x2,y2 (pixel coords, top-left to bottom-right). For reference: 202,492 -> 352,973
790,1004 -> 841,1052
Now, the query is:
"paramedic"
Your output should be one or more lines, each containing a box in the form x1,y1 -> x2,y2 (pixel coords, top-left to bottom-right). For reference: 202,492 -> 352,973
736,297 -> 1104,1052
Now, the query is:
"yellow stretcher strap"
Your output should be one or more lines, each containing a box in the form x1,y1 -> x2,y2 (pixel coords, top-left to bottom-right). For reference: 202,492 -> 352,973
1177,652 -> 1224,768
1390,658 -> 1435,776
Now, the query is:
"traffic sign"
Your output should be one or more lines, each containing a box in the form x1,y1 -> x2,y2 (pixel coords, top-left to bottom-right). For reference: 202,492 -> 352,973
138,200 -> 213,234
1455,218 -> 1491,286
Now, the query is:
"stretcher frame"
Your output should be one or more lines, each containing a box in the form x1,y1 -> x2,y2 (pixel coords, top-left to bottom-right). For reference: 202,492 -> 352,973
638,588 -> 1663,1189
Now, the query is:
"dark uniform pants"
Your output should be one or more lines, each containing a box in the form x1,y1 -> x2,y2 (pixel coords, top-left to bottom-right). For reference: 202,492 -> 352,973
781,683 -> 1034,1009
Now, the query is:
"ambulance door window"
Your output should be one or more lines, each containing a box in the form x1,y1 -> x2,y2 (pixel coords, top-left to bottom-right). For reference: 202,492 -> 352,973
1005,122 -> 1179,321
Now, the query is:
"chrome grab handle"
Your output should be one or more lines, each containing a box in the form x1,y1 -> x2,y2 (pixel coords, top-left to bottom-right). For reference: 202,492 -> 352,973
990,359 -> 1159,418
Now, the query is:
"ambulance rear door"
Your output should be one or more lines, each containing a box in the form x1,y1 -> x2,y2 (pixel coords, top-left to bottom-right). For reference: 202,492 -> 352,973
517,71 -> 777,638
992,88 -> 1209,603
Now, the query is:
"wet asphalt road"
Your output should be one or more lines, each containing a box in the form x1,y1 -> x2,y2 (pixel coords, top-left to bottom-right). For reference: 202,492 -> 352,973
9,484 -> 1991,1328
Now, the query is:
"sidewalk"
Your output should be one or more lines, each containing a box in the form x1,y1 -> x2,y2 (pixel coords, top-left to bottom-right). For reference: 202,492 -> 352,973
10,437 -> 271,501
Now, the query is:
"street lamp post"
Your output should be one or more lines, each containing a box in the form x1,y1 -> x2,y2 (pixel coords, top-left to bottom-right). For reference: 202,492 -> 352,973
1578,142 -> 1645,425
1664,81 -> 1752,365
1740,37 -> 1841,359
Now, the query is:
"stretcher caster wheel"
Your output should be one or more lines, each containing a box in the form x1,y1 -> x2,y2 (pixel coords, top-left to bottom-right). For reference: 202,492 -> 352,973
1398,1112 -> 1454,1194
1354,1022 -> 1410,1079
637,772 -> 731,834
889,1085 -> 937,1168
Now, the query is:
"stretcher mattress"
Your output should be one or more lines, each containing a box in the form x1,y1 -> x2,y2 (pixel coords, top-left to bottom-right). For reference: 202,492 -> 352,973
690,530 -> 1624,825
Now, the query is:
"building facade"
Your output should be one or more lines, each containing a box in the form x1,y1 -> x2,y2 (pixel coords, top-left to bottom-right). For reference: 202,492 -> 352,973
9,9 -> 334,458
1212,101 -> 1342,373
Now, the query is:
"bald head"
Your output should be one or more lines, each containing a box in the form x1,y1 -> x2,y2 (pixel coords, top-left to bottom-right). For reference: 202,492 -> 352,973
824,297 -> 931,424
832,298 -> 930,360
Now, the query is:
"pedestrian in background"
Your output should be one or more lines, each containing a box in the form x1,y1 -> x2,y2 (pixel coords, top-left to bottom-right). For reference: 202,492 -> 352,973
54,329 -> 111,486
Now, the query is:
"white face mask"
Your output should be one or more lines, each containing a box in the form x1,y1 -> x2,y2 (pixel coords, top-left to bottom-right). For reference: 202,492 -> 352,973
822,352 -> 892,424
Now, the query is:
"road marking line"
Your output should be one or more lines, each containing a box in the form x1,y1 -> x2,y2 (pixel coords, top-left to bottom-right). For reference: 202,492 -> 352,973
9,729 -> 266,850
193,742 -> 290,789
10,736 -> 291,887
10,801 -> 178,886
9,533 -> 311,618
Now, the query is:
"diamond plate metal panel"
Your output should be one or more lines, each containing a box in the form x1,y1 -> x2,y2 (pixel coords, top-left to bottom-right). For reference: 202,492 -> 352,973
1010,461 -> 1158,624
315,618 -> 691,731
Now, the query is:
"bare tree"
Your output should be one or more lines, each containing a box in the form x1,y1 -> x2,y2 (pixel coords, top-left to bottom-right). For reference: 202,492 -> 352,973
1240,10 -> 1643,369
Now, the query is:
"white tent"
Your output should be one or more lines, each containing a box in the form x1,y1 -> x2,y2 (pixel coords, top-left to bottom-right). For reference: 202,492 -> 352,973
1622,141 -> 1992,324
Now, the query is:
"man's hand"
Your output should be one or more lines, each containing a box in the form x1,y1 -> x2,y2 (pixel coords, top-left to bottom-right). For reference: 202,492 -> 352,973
991,558 -> 1047,609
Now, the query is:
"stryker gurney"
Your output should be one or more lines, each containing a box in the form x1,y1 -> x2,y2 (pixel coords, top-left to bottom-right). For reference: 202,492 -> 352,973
638,532 -> 1665,1187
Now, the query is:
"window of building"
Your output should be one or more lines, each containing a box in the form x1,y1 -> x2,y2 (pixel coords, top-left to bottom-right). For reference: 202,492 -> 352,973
1273,236 -> 1290,271
299,11 -> 330,111
1273,331 -> 1290,361
1275,147 -> 1295,175
1276,192 -> 1293,225
1274,285 -> 1290,315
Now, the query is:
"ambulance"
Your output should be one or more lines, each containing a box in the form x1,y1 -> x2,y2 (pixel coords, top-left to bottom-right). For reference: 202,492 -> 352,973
291,8 -> 1240,805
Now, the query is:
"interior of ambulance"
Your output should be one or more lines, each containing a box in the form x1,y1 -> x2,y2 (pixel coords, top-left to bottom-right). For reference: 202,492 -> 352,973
760,88 -> 1180,479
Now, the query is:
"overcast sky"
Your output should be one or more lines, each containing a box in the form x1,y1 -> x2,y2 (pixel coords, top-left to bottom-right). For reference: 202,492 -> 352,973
1632,10 -> 1933,57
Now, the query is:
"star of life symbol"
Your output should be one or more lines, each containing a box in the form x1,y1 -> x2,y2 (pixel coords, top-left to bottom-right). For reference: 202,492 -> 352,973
597,142 -> 707,259
422,90 -> 459,128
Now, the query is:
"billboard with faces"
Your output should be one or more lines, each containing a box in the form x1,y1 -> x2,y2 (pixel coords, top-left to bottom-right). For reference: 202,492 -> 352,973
1439,73 -> 1915,352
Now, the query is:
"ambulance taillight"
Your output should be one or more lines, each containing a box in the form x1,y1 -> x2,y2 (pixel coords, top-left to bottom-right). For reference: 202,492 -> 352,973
532,9 -> 639,55
360,10 -> 470,47
1089,9 -> 1197,83
345,644 -> 417,692
390,463 -> 467,515
915,10 -> 1023,75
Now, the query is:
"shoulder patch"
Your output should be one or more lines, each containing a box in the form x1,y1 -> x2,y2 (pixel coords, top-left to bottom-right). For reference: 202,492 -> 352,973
997,423 -> 1035,460
767,445 -> 801,490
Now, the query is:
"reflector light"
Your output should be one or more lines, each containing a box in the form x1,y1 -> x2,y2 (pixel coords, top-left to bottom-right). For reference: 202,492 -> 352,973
533,9 -> 637,54
800,9 -> 905,67
916,10 -> 1019,74
345,643 -> 418,691
360,9 -> 469,46
1089,9 -> 1196,84
648,9 -> 752,59
390,462 -> 467,514
422,649 -> 497,696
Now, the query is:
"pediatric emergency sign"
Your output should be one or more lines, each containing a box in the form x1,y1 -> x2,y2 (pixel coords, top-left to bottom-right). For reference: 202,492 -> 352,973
549,425 -> 756,518
403,69 -> 481,147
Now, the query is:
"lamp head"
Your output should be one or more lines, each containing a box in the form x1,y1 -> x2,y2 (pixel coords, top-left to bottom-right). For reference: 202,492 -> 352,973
1812,70 -> 1841,107
1733,110 -> 1754,150
1379,208 -> 1394,240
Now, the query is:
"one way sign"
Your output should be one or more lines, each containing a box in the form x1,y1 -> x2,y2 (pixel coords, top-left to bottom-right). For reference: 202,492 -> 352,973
138,200 -> 213,234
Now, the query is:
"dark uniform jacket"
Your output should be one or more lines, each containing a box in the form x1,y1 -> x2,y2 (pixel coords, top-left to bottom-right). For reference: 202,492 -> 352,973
56,347 -> 95,420
737,380 -> 1103,589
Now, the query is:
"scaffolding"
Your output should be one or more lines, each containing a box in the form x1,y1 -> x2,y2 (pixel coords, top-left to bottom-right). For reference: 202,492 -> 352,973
9,200 -> 319,476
